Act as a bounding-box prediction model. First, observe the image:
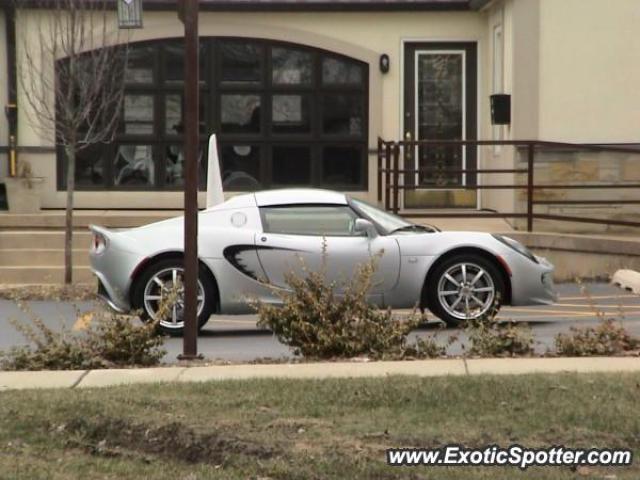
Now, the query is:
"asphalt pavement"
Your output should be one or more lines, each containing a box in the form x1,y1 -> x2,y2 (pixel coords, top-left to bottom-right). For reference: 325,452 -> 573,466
0,283 -> 638,363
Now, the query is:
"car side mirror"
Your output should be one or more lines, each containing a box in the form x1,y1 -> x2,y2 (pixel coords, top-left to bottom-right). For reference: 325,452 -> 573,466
354,218 -> 378,238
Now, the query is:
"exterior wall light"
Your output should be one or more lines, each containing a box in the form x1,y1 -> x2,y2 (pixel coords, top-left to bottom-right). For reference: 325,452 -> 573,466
379,54 -> 390,74
117,0 -> 143,29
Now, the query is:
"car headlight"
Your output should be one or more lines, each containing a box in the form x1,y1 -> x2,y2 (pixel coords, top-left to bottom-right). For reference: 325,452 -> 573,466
492,234 -> 538,264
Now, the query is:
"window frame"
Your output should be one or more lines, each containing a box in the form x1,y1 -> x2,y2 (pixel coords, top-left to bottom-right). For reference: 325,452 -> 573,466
259,203 -> 366,237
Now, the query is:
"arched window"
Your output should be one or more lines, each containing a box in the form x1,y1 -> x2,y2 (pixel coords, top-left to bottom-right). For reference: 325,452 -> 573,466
59,38 -> 369,192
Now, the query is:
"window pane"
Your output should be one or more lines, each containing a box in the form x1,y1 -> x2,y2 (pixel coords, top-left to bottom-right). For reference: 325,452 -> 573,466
416,52 -> 464,187
75,145 -> 106,187
165,41 -> 205,82
272,47 -> 312,85
322,94 -> 364,136
272,95 -> 310,134
322,146 -> 363,187
220,95 -> 261,133
124,94 -> 154,135
261,206 -> 359,236
221,144 -> 261,190
165,144 -> 206,187
114,145 -> 154,186
322,57 -> 364,85
125,45 -> 154,84
272,146 -> 311,185
220,42 -> 262,84
165,94 -> 206,135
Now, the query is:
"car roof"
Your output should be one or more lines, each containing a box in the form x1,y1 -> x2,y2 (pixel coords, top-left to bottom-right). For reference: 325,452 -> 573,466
254,189 -> 348,207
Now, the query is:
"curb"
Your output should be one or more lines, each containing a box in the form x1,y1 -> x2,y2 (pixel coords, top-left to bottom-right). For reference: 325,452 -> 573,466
0,357 -> 639,391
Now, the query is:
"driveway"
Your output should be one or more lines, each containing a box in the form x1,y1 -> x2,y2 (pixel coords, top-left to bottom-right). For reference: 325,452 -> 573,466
0,283 -> 638,363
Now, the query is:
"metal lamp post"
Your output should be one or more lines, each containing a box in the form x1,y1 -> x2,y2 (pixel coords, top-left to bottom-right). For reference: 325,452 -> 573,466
117,0 -> 200,359
117,0 -> 143,29
178,0 -> 202,360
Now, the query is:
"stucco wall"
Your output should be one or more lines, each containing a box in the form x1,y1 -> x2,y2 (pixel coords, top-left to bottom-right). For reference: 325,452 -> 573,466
538,0 -> 640,142
13,9 -> 489,209
479,0 -> 516,216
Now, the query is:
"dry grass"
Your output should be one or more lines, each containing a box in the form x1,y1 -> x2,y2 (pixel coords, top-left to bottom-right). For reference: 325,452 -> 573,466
0,373 -> 639,479
0,284 -> 97,302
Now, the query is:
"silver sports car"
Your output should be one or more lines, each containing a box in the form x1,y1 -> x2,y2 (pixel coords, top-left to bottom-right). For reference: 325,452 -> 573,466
90,189 -> 557,335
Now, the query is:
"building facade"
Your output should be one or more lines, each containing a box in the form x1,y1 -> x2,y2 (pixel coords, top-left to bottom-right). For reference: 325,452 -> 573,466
1,0 -> 639,223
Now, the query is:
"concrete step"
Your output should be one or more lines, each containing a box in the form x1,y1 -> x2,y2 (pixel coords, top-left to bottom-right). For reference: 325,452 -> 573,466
0,210 -> 178,229
0,249 -> 90,267
0,230 -> 92,249
0,266 -> 94,285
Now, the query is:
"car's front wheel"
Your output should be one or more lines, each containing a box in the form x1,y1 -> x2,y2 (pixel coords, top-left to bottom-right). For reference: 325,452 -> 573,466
132,258 -> 216,336
426,254 -> 505,327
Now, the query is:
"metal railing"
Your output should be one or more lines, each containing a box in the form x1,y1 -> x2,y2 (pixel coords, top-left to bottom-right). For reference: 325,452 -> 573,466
377,138 -> 640,232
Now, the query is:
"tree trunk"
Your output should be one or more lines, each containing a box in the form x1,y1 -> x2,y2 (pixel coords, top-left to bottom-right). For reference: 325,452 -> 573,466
64,144 -> 76,285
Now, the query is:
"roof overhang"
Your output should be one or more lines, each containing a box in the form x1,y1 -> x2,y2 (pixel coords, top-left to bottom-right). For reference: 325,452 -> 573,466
1,0 -> 489,12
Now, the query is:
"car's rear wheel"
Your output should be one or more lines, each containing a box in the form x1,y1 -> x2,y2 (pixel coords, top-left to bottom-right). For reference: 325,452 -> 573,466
133,258 -> 216,336
426,254 -> 505,327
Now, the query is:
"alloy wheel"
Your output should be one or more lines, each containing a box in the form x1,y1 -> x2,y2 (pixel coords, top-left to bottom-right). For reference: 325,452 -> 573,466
143,267 -> 205,329
436,262 -> 496,320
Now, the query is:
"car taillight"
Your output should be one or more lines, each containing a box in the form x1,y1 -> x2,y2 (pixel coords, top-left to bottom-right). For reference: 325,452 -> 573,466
92,232 -> 107,255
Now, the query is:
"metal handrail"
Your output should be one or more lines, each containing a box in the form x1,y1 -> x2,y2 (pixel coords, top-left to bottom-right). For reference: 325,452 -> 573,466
377,138 -> 640,231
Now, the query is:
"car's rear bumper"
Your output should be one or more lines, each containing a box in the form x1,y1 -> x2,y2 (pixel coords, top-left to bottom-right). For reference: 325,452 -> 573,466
90,247 -> 143,314
94,271 -> 130,313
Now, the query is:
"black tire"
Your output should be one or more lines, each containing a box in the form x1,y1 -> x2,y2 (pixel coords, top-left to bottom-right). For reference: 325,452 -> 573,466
425,253 -> 505,328
132,258 -> 216,336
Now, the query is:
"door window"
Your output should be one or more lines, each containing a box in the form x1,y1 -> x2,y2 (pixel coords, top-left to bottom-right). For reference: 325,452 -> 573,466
260,205 -> 361,236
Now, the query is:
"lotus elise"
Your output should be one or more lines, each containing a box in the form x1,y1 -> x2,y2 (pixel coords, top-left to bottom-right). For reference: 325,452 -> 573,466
90,189 -> 557,335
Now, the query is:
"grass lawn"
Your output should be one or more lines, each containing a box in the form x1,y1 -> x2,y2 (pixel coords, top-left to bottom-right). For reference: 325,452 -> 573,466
0,373 -> 638,479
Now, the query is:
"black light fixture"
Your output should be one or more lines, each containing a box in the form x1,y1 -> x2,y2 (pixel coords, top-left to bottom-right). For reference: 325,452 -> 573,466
117,0 -> 143,29
379,54 -> 390,74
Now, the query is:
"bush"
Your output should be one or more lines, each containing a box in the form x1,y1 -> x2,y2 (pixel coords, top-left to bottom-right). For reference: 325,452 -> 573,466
254,246 -> 446,360
0,301 -> 166,371
555,319 -> 639,356
464,302 -> 535,357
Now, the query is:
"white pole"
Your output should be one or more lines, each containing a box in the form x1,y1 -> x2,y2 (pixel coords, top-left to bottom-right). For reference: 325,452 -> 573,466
206,133 -> 224,208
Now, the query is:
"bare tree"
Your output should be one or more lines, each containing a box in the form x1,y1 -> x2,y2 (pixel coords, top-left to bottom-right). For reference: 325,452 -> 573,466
17,0 -> 128,284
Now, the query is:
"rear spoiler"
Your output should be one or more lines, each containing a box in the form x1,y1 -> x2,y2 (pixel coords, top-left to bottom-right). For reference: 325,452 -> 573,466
206,133 -> 224,208
88,224 -> 113,237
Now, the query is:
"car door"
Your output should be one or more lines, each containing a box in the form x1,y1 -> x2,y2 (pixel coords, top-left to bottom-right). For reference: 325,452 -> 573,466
255,204 -> 400,297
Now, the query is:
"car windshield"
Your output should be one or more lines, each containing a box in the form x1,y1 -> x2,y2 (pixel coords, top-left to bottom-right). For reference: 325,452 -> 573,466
350,198 -> 432,235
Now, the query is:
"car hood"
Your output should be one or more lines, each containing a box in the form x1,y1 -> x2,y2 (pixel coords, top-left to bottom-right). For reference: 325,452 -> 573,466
395,231 -> 504,257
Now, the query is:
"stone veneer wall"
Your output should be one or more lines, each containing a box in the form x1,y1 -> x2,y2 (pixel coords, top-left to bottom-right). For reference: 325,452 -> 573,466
512,147 -> 640,233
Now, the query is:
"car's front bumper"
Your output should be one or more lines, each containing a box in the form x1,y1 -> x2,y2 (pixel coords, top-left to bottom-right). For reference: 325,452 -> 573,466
507,253 -> 558,306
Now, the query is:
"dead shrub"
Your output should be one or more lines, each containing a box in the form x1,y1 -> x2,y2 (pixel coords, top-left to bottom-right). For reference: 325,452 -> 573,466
554,281 -> 640,356
254,243 -> 447,360
0,300 -> 166,371
464,301 -> 535,357
555,319 -> 639,356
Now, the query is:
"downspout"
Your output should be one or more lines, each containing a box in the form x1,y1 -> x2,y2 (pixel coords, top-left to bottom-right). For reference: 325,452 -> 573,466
4,3 -> 17,177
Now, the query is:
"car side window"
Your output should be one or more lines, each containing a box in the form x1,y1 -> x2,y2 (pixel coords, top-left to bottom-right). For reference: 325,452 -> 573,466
260,205 -> 363,236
